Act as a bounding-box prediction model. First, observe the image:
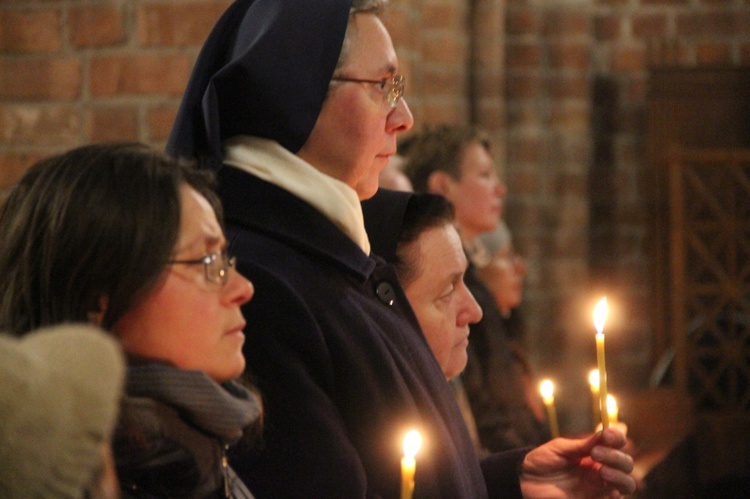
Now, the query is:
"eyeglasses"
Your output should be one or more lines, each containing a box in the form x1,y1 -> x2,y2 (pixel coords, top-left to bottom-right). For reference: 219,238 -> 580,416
331,74 -> 405,109
168,250 -> 236,286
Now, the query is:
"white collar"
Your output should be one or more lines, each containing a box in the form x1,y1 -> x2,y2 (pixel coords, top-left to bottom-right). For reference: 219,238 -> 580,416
223,136 -> 370,255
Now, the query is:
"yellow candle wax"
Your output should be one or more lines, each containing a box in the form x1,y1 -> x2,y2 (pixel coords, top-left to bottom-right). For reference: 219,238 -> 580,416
588,369 -> 601,429
593,297 -> 609,429
539,379 -> 560,438
401,430 -> 421,499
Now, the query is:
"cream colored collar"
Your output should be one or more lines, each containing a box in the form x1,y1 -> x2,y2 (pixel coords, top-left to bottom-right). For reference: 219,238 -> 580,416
223,136 -> 370,255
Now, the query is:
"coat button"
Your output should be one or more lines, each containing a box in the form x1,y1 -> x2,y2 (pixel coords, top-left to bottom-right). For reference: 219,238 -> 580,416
376,282 -> 396,306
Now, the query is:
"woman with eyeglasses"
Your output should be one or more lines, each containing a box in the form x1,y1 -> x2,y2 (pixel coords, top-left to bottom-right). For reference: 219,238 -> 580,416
0,142 -> 260,498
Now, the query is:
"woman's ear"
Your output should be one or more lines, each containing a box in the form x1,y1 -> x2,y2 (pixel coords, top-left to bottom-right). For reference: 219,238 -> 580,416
427,171 -> 451,196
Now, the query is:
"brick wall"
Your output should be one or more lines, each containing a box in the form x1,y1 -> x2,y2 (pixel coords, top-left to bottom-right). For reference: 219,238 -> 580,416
0,0 -> 232,194
500,0 -> 750,430
2,0 -> 750,431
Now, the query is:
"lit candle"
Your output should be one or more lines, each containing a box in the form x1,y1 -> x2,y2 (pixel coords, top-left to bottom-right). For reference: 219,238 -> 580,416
593,297 -> 609,429
539,379 -> 560,438
401,429 -> 422,499
588,369 -> 601,429
606,394 -> 619,425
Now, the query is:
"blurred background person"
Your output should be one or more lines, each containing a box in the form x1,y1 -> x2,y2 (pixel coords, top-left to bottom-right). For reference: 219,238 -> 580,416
379,153 -> 413,191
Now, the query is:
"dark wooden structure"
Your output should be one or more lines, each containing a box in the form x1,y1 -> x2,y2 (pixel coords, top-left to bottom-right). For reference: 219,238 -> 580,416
636,68 -> 750,494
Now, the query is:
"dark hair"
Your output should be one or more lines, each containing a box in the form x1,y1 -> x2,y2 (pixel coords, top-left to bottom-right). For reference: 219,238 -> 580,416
393,193 -> 455,286
402,124 -> 491,192
0,142 -> 219,335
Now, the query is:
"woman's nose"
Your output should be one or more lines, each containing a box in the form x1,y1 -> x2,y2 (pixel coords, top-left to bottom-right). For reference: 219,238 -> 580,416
388,97 -> 414,134
223,269 -> 254,306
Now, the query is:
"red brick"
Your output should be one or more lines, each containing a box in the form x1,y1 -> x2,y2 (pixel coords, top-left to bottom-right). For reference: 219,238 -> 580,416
0,104 -> 82,146
506,42 -> 542,69
473,73 -> 503,98
594,15 -> 622,42
422,3 -> 466,30
0,57 -> 81,99
474,103 -> 505,129
0,151 -> 46,189
420,100 -> 468,125
147,104 -> 179,141
695,42 -> 732,64
69,5 -> 125,48
506,9 -> 541,36
508,103 -> 541,128
641,0 -> 688,5
507,74 -> 543,99
87,107 -> 138,143
382,7 -> 413,48
137,1 -> 232,47
506,169 -> 540,196
507,135 -> 542,165
89,54 -> 194,96
632,13 -> 668,38
422,35 -> 467,65
549,75 -> 589,99
421,66 -> 467,95
645,38 -> 690,66
611,46 -> 646,72
549,42 -> 590,70
0,8 -> 61,53
544,11 -> 589,38
676,12 -> 736,36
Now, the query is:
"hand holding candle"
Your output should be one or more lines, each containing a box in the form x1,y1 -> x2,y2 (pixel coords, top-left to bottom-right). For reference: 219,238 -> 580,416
593,297 -> 609,429
401,429 -> 422,499
539,379 -> 560,438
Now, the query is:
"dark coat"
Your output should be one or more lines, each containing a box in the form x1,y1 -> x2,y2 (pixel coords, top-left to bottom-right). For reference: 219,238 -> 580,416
462,267 -> 551,452
219,169 -> 526,498
113,365 -> 259,499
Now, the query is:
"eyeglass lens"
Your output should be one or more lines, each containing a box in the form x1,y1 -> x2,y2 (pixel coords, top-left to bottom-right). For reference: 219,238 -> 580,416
387,75 -> 405,108
205,251 -> 234,285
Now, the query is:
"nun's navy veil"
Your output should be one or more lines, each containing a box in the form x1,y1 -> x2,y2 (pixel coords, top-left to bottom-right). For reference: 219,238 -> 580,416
166,0 -> 353,169
361,189 -> 413,263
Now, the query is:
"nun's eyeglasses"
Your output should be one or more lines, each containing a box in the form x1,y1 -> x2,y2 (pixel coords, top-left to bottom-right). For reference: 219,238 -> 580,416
331,74 -> 405,109
168,250 -> 236,286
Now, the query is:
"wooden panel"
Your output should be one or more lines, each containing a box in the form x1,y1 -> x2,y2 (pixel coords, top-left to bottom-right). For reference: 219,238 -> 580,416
668,148 -> 750,411
647,68 -> 750,376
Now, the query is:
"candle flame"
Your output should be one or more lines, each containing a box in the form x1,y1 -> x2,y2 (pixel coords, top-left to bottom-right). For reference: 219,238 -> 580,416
539,379 -> 555,399
403,429 -> 422,458
606,394 -> 617,414
588,369 -> 600,391
593,297 -> 608,334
